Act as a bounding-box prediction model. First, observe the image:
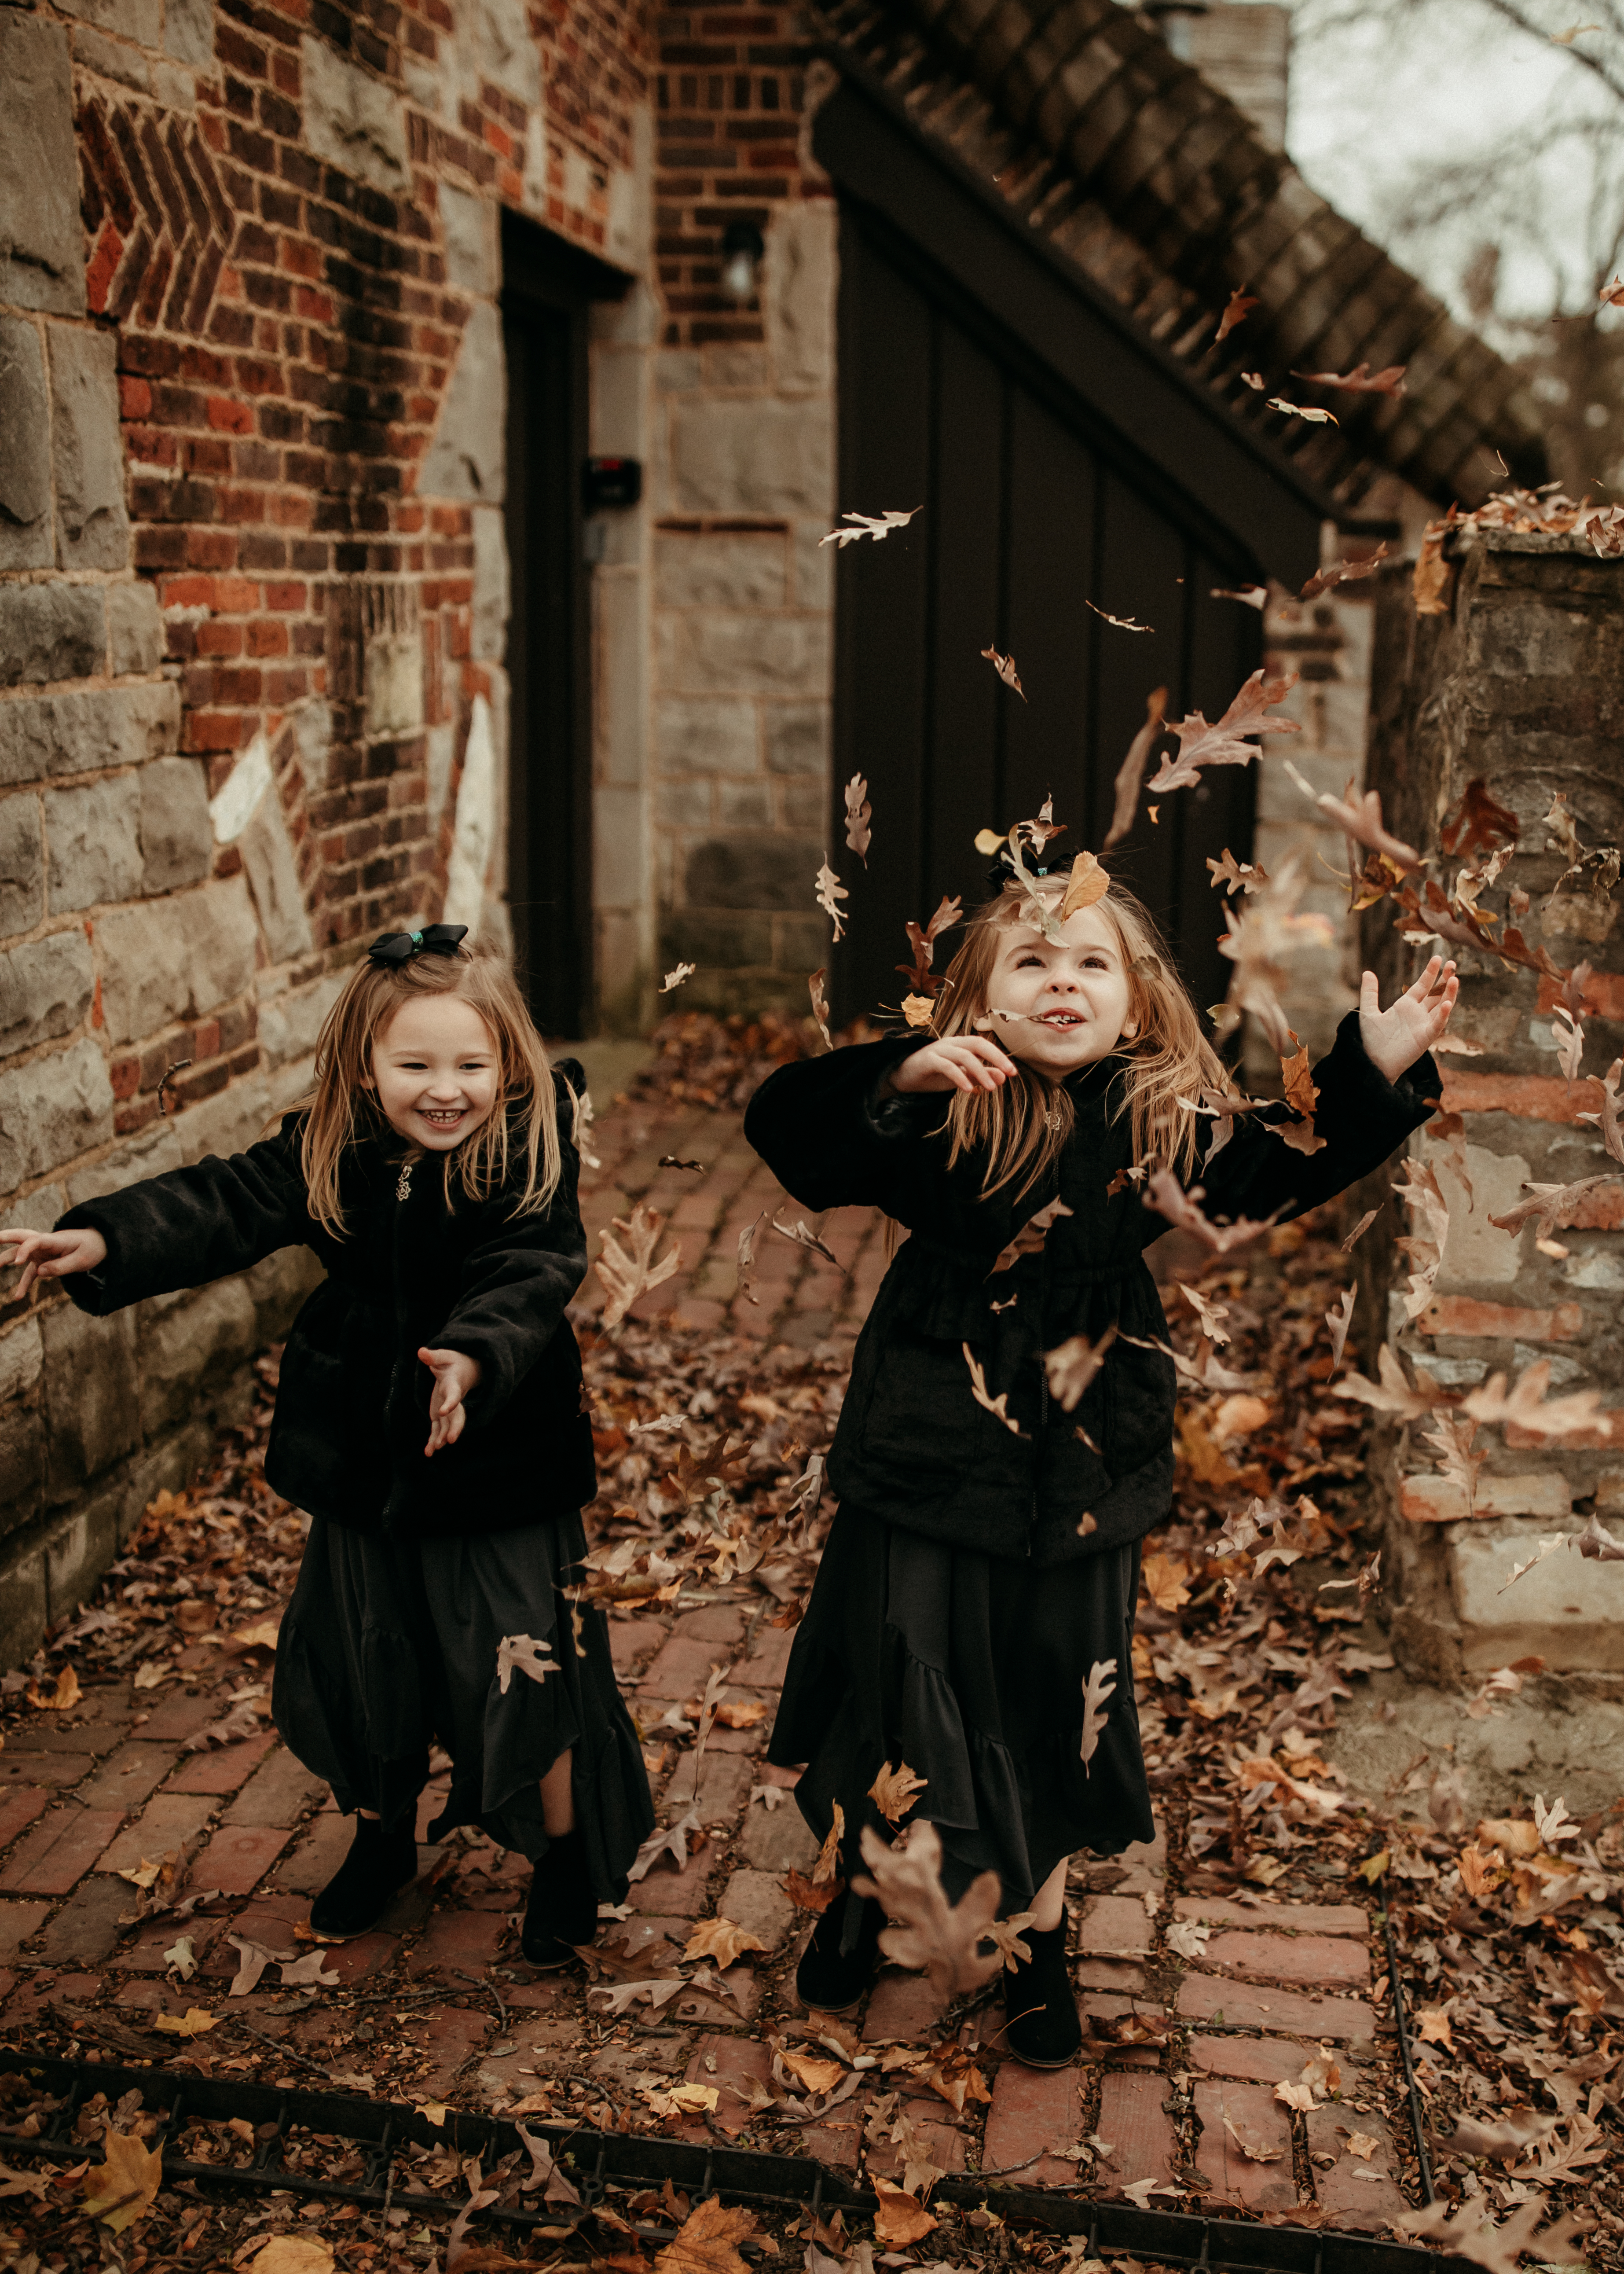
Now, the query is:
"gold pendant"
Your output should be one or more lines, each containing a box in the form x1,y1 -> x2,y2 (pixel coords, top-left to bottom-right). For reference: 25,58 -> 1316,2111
1044,1107 -> 1063,1131
396,1162 -> 413,1203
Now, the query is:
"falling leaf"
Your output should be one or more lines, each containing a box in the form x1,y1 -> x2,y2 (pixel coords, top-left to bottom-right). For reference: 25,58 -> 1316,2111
901,994 -> 935,1029
660,963 -> 696,994
814,856 -> 849,941
1043,1325 -> 1118,1412
872,2178 -> 938,2248
154,2006 -> 219,2036
981,646 -> 1026,700
851,1820 -> 1002,2000
784,1867 -> 842,1914
1081,1658 -> 1117,1773
1150,668 -> 1300,795
655,2194 -> 758,2274
1292,363 -> 1406,397
843,773 -> 872,864
869,1759 -> 928,1823
987,1194 -> 1073,1277
495,1633 -> 558,1694
682,1916 -> 770,1968
596,1201 -> 682,1333
1212,584 -> 1268,609
1414,529 -> 1454,616
1141,1554 -> 1191,1613
1398,2194 -> 1588,2274
807,968 -> 833,1051
1577,1057 -> 1624,1164
1325,1286 -> 1356,1372
736,1212 -> 763,1308
1600,274 -> 1624,305
813,1800 -> 845,1885
1266,397 -> 1338,424
1085,599 -> 1153,632
1441,775 -> 1520,860
1463,1359 -> 1610,1441
1300,544 -> 1391,602
659,1156 -> 706,1173
820,506 -> 922,549
1102,686 -> 1168,850
81,2133 -> 164,2232
770,1210 -> 842,1268
974,827 -> 1006,855
1341,1207 -> 1378,1253
1142,1170 -> 1280,1256
1216,286 -> 1258,341
1488,1172 -> 1621,1246
963,1343 -> 1026,1436
1393,1157 -> 1449,1322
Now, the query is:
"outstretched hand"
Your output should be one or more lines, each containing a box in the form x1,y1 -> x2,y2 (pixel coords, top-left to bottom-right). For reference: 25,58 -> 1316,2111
1359,955 -> 1458,1084
0,1226 -> 108,1301
419,1345 -> 481,1455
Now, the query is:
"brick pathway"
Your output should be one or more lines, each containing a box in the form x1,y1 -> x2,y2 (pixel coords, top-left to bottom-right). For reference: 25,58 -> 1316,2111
0,1083 -> 1414,2234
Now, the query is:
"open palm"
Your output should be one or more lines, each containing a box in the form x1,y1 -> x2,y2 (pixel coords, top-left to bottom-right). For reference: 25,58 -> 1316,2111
1359,956 -> 1457,1084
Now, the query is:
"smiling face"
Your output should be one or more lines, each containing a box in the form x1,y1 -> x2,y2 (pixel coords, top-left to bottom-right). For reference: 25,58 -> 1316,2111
368,992 -> 500,1151
984,900 -> 1136,1074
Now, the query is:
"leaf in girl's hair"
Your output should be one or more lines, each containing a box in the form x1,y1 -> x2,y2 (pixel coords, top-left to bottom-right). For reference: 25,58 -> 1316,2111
1340,1206 -> 1378,1252
980,646 -> 1026,700
660,962 -> 696,993
902,994 -> 935,1029
736,1212 -> 764,1307
81,2131 -> 164,2231
1178,1282 -> 1231,1345
683,1916 -> 770,1968
868,1758 -> 928,1823
1440,774 -> 1519,859
807,968 -> 833,1051
820,506 -> 922,549
1266,397 -> 1338,424
872,2177 -> 938,2248
986,1194 -> 1073,1277
1212,583 -> 1268,608
784,1866 -> 843,1914
495,1633 -> 558,1694
1215,286 -> 1257,340
1293,362 -> 1406,396
1325,1285 -> 1356,1372
1393,1157 -> 1449,1320
1080,1659 -> 1117,1773
963,1343 -> 1026,1436
1102,685 -> 1168,850
813,1800 -> 845,1884
814,855 -> 849,941
843,773 -> 872,864
596,1201 -> 682,1333
1043,1324 -> 1118,1412
1206,848 -> 1268,895
770,1210 -> 843,1268
1085,599 -> 1153,633
1059,849 -> 1109,918
852,1819 -> 1002,1998
1151,669 -> 1300,795
1301,544 -> 1391,602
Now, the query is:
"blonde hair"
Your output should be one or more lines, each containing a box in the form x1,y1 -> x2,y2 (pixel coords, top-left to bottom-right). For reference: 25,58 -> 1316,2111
299,944 -> 566,1235
931,874 -> 1227,1203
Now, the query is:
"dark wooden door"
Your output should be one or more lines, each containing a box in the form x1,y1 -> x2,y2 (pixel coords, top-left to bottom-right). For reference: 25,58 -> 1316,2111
501,213 -> 627,1036
828,205 -> 1265,1026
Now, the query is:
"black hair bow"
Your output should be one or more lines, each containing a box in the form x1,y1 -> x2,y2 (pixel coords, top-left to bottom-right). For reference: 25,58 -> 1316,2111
367,923 -> 469,966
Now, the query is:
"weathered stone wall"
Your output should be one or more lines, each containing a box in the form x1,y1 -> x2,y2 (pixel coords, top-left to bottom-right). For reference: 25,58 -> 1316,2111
1360,532 -> 1624,1684
0,0 -> 657,1668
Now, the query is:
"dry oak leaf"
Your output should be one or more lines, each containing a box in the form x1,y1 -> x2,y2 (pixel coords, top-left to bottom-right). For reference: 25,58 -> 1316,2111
1414,2005 -> 1454,2050
963,1342 -> 1025,1436
248,2242 -> 337,2274
1081,1657 -> 1117,1772
852,1820 -> 1003,2001
1085,599 -> 1153,633
1216,285 -> 1258,341
1291,362 -> 1406,396
869,1758 -> 928,1823
820,506 -> 922,548
844,772 -> 872,864
81,2131 -> 164,2233
1266,397 -> 1338,424
813,1799 -> 845,1885
807,966 -> 833,1052
872,2177 -> 938,2248
987,1194 -> 1074,1277
783,1866 -> 842,1914
495,1633 -> 558,1694
1102,684 -> 1168,850
1300,544 -> 1391,602
1150,668 -> 1300,794
1397,2194 -> 1589,2274
596,1201 -> 682,1333
655,2195 -> 758,2274
815,855 -> 849,942
981,646 -> 1026,700
660,962 -> 696,994
683,1917 -> 770,1969
902,994 -> 935,1029
1043,1324 -> 1118,1412
1488,1174 -> 1622,1244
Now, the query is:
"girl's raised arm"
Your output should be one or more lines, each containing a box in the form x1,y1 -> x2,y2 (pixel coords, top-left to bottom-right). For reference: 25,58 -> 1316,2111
744,1035 -> 938,1214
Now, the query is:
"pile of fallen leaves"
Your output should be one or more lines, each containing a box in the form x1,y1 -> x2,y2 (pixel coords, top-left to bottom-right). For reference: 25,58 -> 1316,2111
627,1010 -> 817,1113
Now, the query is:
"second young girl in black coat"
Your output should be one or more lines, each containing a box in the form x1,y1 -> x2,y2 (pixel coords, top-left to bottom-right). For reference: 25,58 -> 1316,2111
744,856 -> 1455,2064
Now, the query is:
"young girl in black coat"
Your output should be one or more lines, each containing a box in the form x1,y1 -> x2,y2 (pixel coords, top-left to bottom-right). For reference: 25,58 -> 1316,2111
744,856 -> 1455,2064
0,928 -> 652,1961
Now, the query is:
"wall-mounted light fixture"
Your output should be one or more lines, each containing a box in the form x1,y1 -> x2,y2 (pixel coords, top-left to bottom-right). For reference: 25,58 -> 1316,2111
720,219 -> 765,304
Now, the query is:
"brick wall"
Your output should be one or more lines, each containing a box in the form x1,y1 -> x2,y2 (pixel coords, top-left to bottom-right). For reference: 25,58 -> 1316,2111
0,0 -> 655,1668
1360,532 -> 1624,1682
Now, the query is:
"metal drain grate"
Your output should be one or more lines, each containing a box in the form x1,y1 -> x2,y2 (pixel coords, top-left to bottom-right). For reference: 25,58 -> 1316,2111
1,2051 -> 1436,2274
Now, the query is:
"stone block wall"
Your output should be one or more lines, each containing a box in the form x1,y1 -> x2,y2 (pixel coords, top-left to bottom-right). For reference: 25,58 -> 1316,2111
0,0 -> 656,1668
1360,532 -> 1624,1682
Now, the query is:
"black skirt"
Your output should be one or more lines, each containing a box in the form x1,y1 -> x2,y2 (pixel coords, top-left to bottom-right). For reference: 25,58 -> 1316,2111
768,1503 -> 1153,1914
272,1510 -> 653,1901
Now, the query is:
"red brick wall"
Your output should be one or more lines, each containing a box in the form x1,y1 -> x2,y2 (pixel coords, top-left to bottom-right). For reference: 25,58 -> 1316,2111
655,4 -> 820,348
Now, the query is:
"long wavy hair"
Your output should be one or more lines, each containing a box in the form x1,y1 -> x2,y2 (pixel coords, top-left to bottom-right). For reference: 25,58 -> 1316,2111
931,874 -> 1228,1203
299,945 -> 566,1235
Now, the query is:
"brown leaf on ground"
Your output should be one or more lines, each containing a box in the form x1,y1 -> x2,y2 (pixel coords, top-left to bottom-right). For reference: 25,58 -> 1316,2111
777,2044 -> 847,2096
872,2177 -> 938,2248
1397,2196 -> 1588,2274
682,1917 -> 770,1968
247,2241 -> 337,2274
81,2132 -> 164,2233
655,2195 -> 758,2274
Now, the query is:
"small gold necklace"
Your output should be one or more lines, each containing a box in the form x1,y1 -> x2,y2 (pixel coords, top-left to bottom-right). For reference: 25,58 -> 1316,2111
396,1158 -> 413,1203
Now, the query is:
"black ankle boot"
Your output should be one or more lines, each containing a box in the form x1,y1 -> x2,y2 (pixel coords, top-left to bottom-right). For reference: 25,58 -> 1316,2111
795,1888 -> 885,2014
309,1815 -> 418,1937
521,1830 -> 598,1969
1003,1916 -> 1082,2068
